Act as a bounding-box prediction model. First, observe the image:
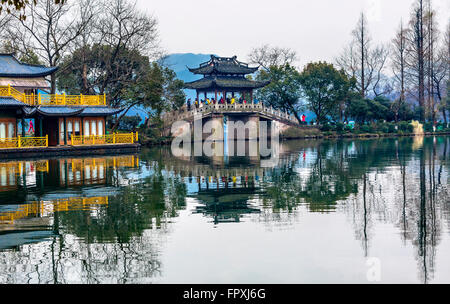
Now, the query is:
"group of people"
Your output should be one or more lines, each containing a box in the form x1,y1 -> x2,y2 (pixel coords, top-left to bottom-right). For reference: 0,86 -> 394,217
186,96 -> 259,111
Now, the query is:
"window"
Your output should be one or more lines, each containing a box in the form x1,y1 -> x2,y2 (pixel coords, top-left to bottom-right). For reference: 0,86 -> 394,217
8,123 -> 14,138
74,121 -> 80,136
91,120 -> 97,136
98,120 -> 104,136
60,121 -> 65,143
84,121 -> 90,136
67,121 -> 73,140
0,123 -> 5,139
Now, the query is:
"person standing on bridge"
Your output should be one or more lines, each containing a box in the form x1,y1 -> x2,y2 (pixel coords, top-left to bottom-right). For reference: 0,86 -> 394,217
231,97 -> 235,105
187,98 -> 191,111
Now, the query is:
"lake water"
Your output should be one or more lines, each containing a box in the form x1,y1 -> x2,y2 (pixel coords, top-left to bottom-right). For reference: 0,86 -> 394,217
0,136 -> 449,284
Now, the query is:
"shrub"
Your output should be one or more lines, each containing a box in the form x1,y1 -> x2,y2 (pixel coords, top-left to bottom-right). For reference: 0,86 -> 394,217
423,122 -> 434,132
335,122 -> 345,133
360,125 -> 371,133
398,121 -> 413,133
321,124 -> 332,132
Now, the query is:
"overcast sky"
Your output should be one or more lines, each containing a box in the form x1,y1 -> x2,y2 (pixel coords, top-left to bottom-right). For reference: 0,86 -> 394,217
137,0 -> 449,67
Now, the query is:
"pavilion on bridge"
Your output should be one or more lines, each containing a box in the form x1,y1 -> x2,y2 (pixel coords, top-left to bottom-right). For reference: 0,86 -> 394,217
184,55 -> 270,104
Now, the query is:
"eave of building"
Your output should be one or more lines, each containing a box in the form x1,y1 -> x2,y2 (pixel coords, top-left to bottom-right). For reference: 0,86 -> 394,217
0,53 -> 58,78
184,76 -> 270,91
187,55 -> 259,75
0,97 -> 27,107
22,106 -> 124,117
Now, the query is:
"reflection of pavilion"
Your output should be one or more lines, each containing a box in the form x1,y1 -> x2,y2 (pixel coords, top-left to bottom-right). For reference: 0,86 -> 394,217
0,154 -> 140,249
0,155 -> 139,195
0,196 -> 109,249
193,188 -> 261,225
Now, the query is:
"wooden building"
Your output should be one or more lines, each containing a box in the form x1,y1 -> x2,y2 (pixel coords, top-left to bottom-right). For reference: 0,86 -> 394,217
0,53 -> 128,148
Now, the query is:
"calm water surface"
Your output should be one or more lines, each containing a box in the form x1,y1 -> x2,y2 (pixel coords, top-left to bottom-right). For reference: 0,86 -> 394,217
0,136 -> 449,284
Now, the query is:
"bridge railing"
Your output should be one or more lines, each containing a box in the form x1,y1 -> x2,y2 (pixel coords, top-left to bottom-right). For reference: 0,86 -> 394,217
162,103 -> 299,125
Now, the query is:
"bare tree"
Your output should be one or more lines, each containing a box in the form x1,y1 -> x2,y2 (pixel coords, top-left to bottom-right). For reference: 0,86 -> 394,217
405,0 -> 426,121
391,20 -> 409,121
433,21 -> 449,123
4,0 -> 94,93
424,0 -> 440,123
95,0 -> 160,98
248,44 -> 298,70
336,12 -> 389,98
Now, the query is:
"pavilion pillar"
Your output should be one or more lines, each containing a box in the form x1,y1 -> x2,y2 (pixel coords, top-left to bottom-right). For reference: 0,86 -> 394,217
215,90 -> 217,103
21,118 -> 25,136
250,91 -> 253,104
196,91 -> 199,102
39,117 -> 43,137
204,92 -> 207,100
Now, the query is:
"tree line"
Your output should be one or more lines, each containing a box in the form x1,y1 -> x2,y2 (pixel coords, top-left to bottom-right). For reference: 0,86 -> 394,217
249,0 -> 449,126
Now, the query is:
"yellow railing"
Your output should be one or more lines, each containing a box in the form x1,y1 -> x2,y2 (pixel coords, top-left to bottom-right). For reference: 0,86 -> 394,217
71,132 -> 138,146
0,135 -> 48,149
0,84 -> 106,106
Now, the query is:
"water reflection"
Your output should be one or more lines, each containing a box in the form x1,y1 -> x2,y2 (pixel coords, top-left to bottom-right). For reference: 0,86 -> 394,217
0,137 -> 449,283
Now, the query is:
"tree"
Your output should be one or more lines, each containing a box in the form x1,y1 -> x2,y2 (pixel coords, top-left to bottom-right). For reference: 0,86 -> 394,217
391,21 -> 409,122
405,0 -> 426,122
299,62 -> 353,124
432,21 -> 449,123
254,63 -> 303,123
3,0 -> 94,93
0,0 -> 65,20
248,44 -> 298,71
112,62 -> 185,131
336,12 -> 390,98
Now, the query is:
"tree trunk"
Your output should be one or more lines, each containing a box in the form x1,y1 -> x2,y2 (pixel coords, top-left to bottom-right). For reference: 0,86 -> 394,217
51,73 -> 57,94
111,102 -> 139,131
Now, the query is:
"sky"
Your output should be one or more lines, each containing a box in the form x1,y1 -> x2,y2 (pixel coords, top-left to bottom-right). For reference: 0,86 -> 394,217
137,0 -> 450,67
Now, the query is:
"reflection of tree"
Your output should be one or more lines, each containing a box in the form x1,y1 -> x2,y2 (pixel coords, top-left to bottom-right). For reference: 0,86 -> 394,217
0,156 -> 188,283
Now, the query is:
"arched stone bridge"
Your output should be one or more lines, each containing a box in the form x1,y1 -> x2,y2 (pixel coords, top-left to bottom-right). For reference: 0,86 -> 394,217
161,103 -> 307,140
162,103 -> 299,126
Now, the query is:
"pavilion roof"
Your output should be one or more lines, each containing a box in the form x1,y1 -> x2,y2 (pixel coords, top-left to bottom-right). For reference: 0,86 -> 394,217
0,53 -> 58,78
0,97 -> 27,107
187,55 -> 259,75
23,106 -> 123,117
184,76 -> 270,91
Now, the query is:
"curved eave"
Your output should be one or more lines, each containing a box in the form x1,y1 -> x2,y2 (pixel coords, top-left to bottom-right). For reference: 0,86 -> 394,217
187,65 -> 259,75
23,106 -> 123,117
77,107 -> 123,117
35,107 -> 84,117
0,66 -> 59,78
184,78 -> 271,91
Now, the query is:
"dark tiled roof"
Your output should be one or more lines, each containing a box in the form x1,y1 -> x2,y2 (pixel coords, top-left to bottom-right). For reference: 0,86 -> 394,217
0,97 -> 27,107
75,106 -> 123,116
22,106 -> 123,117
188,55 -> 259,75
0,53 -> 58,78
36,107 -> 84,116
184,76 -> 270,90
